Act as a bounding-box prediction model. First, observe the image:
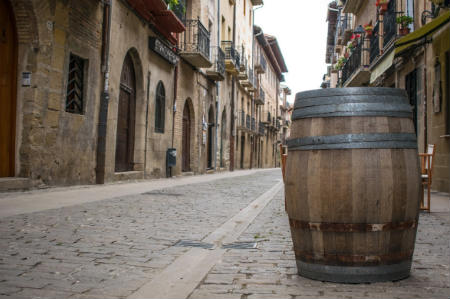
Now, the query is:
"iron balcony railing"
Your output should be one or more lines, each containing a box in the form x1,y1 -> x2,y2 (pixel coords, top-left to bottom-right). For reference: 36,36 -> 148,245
209,46 -> 225,77
248,67 -> 254,87
259,55 -> 267,71
246,114 -> 251,129
383,0 -> 397,48
179,19 -> 210,60
221,41 -> 240,69
370,21 -> 380,64
341,39 -> 364,85
338,14 -> 350,37
251,117 -> 256,131
258,122 -> 265,135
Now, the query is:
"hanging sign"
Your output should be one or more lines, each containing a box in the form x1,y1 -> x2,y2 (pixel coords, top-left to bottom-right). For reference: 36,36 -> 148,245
148,37 -> 179,65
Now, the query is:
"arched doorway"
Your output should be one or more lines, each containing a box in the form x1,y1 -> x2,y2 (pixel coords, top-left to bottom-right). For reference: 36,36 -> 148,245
115,53 -> 136,172
207,106 -> 214,169
182,101 -> 191,172
220,109 -> 226,168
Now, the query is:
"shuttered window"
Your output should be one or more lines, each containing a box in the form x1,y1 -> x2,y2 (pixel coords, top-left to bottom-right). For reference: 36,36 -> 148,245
155,81 -> 165,133
66,53 -> 85,114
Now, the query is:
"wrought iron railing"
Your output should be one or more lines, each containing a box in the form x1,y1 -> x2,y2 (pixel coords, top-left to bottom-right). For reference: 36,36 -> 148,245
209,46 -> 225,76
260,55 -> 267,71
341,39 -> 362,85
221,41 -> 240,69
179,19 -> 210,60
338,14 -> 350,37
258,122 -> 265,135
246,114 -> 251,129
370,22 -> 380,64
383,0 -> 397,48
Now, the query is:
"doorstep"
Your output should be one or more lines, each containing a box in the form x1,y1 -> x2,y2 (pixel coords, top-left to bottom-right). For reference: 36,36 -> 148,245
0,177 -> 36,192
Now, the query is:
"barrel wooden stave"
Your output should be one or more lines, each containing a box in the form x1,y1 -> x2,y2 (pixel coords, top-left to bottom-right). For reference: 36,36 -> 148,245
285,88 -> 421,283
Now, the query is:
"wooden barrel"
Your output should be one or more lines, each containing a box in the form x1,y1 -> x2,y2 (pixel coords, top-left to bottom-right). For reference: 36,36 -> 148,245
285,87 -> 421,283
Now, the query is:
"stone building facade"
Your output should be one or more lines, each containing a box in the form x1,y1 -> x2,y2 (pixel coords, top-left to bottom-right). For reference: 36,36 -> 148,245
0,0 -> 289,188
323,0 -> 450,192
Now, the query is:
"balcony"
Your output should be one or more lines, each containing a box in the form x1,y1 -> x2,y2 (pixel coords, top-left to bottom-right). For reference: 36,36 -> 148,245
261,111 -> 271,124
341,38 -> 370,87
337,14 -> 353,46
258,122 -> 265,136
369,22 -> 380,64
251,0 -> 263,5
237,110 -> 247,131
221,41 -> 240,74
255,54 -> 267,74
255,87 -> 265,105
383,0 -> 397,48
206,46 -> 225,81
179,19 -> 212,68
246,68 -> 255,91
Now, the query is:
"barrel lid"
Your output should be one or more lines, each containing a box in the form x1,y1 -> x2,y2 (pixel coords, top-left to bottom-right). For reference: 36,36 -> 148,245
293,88 -> 411,120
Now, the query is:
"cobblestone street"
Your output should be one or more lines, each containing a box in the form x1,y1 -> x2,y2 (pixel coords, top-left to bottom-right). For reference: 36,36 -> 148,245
0,169 -> 449,299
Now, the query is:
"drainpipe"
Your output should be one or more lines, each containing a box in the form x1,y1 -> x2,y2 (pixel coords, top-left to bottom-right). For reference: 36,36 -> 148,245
96,0 -> 112,184
172,65 -> 178,149
229,1 -> 237,171
215,0 -> 221,169
144,71 -> 151,178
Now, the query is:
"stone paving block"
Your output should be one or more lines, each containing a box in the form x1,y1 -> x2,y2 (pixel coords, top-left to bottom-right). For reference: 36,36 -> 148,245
204,273 -> 245,285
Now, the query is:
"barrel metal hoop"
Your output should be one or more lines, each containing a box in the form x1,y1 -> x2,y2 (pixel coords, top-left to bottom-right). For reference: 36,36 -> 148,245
294,95 -> 407,109
292,103 -> 412,120
296,260 -> 411,283
287,133 -> 418,150
294,249 -> 414,265
289,218 -> 417,232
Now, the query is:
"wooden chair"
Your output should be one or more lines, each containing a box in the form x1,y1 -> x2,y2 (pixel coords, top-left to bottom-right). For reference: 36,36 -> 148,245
419,144 -> 436,212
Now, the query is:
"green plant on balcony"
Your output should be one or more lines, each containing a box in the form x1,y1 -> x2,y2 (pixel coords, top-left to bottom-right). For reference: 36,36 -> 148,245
397,15 -> 413,35
335,56 -> 347,70
164,0 -> 186,13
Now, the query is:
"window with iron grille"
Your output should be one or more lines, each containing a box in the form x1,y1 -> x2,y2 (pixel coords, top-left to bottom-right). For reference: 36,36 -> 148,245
66,53 -> 85,114
155,81 -> 165,133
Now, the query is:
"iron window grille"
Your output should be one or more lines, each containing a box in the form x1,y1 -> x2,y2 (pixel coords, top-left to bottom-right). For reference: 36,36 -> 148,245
155,81 -> 165,133
66,53 -> 85,114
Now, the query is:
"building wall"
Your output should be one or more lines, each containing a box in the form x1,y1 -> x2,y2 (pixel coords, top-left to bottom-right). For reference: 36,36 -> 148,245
9,0 -> 103,185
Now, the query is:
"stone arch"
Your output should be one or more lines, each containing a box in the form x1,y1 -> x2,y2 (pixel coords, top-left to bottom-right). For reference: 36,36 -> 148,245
8,0 -> 40,46
181,97 -> 195,172
114,47 -> 146,172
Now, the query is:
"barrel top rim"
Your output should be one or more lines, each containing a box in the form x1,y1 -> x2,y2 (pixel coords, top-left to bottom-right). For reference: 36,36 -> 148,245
295,87 -> 408,101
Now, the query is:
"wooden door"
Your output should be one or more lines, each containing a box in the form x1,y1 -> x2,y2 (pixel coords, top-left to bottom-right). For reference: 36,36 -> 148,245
115,54 -> 136,172
0,0 -> 17,177
207,107 -> 214,169
182,103 -> 190,172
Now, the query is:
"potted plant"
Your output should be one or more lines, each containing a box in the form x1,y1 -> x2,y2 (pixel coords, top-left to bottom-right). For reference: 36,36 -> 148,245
364,22 -> 374,37
397,15 -> 413,35
376,0 -> 390,14
335,56 -> 347,70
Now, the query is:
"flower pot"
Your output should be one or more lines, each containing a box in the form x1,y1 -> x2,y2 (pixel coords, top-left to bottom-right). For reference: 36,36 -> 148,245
399,27 -> 410,35
365,30 -> 373,37
379,3 -> 388,14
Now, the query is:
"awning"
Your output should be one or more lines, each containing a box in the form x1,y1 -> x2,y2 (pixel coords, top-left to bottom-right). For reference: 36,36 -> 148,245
395,11 -> 450,57
370,50 -> 395,84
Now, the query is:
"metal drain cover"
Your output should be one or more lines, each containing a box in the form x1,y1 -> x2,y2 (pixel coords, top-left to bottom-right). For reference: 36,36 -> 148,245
174,240 -> 214,249
221,242 -> 258,249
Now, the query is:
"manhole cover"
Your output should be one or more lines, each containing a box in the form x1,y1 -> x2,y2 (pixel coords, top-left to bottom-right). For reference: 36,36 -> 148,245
221,242 -> 258,249
142,191 -> 183,197
174,240 -> 214,249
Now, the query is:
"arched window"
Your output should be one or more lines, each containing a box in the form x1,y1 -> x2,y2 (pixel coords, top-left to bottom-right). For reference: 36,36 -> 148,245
155,81 -> 165,133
